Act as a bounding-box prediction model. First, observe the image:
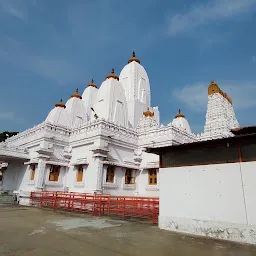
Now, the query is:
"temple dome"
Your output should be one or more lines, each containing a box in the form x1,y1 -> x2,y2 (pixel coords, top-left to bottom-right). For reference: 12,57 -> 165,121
82,79 -> 98,121
65,88 -> 88,128
45,99 -> 71,127
171,109 -> 192,134
119,51 -> 150,106
93,69 -> 128,127
137,111 -> 158,132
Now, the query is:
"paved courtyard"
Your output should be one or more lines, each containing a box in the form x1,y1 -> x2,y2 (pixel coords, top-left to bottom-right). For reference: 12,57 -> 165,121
0,206 -> 256,256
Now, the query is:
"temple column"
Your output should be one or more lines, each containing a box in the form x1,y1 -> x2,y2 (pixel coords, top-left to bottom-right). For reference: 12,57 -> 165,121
94,156 -> 104,193
35,159 -> 47,190
91,139 -> 109,194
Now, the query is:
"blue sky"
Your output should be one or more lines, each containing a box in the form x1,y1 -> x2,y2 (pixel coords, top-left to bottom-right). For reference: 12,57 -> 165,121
0,0 -> 256,134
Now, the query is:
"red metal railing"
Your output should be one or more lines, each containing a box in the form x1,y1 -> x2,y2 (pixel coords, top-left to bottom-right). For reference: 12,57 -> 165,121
30,191 -> 159,224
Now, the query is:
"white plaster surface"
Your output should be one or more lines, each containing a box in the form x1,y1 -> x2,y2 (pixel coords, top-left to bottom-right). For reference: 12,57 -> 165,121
159,162 -> 256,244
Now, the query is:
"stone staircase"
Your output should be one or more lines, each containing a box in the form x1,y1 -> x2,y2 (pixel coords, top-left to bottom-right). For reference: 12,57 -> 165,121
0,191 -> 14,205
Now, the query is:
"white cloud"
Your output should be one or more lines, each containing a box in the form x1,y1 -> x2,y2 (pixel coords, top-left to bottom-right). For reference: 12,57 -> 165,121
168,0 -> 256,36
0,0 -> 26,21
0,111 -> 15,121
173,81 -> 256,112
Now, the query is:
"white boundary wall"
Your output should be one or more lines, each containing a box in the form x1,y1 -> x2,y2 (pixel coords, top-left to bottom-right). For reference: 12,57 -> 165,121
159,161 -> 256,244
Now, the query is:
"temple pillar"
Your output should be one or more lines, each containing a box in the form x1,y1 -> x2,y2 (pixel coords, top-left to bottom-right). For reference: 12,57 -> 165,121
91,138 -> 109,194
35,159 -> 47,190
94,156 -> 104,193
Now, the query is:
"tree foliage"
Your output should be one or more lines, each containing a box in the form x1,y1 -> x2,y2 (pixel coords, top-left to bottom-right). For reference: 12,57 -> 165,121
0,132 -> 19,142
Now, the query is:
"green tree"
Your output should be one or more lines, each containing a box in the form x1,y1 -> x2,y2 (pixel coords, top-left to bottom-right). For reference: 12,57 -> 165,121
0,131 -> 19,142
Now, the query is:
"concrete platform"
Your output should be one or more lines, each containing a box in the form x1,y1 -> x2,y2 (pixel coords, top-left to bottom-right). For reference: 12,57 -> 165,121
0,206 -> 256,256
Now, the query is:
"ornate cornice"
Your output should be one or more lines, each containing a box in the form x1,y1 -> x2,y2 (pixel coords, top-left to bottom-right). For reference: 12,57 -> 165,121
70,157 -> 88,166
0,146 -> 30,161
103,160 -> 139,170
45,160 -> 69,167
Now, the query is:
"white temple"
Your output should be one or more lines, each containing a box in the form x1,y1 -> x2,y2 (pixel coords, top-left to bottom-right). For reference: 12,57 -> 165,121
0,52 -> 239,205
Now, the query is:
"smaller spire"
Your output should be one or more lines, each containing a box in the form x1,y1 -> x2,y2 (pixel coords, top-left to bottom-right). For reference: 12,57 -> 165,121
106,68 -> 119,81
143,107 -> 154,117
175,109 -> 185,118
71,88 -> 82,99
87,79 -> 97,88
55,99 -> 66,108
128,51 -> 141,64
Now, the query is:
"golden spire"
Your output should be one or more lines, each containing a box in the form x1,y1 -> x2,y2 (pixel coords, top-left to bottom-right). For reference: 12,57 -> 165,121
71,88 -> 82,99
128,51 -> 141,64
87,79 -> 97,88
55,99 -> 66,108
175,109 -> 185,118
143,107 -> 154,117
208,81 -> 232,104
106,68 -> 119,81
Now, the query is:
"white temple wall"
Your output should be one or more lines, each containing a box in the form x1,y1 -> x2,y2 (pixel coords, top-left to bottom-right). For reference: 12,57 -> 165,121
127,100 -> 147,128
137,169 -> 159,197
159,162 -> 256,245
102,166 -> 137,196
239,161 -> 256,226
43,165 -> 66,191
103,144 -> 138,196
66,143 -> 96,193
107,144 -> 135,164
136,151 -> 159,197
1,162 -> 27,192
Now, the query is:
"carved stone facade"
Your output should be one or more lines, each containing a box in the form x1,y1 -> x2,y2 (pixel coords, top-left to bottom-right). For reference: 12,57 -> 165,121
0,54 -> 240,203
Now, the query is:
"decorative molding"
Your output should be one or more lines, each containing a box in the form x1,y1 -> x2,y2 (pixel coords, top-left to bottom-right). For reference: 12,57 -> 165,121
74,181 -> 85,188
63,146 -> 72,159
45,161 -> 69,167
24,159 -> 38,165
0,146 -> 30,161
123,183 -> 136,190
70,157 -> 88,166
44,180 -> 63,186
103,161 -> 139,170
27,179 -> 35,185
102,182 -> 119,189
141,161 -> 159,169
91,140 -> 109,158
145,185 -> 159,192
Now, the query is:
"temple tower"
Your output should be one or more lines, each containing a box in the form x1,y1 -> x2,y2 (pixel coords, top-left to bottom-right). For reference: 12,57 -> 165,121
203,81 -> 239,138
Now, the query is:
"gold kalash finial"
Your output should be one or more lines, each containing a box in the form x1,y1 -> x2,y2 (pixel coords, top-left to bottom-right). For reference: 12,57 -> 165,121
128,51 -> 141,64
71,88 -> 82,99
106,68 -> 119,81
175,109 -> 185,118
87,79 -> 97,88
143,107 -> 154,117
55,99 -> 66,108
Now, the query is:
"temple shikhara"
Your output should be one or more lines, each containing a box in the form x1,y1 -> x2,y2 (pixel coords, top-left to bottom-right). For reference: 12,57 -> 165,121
0,52 -> 239,202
